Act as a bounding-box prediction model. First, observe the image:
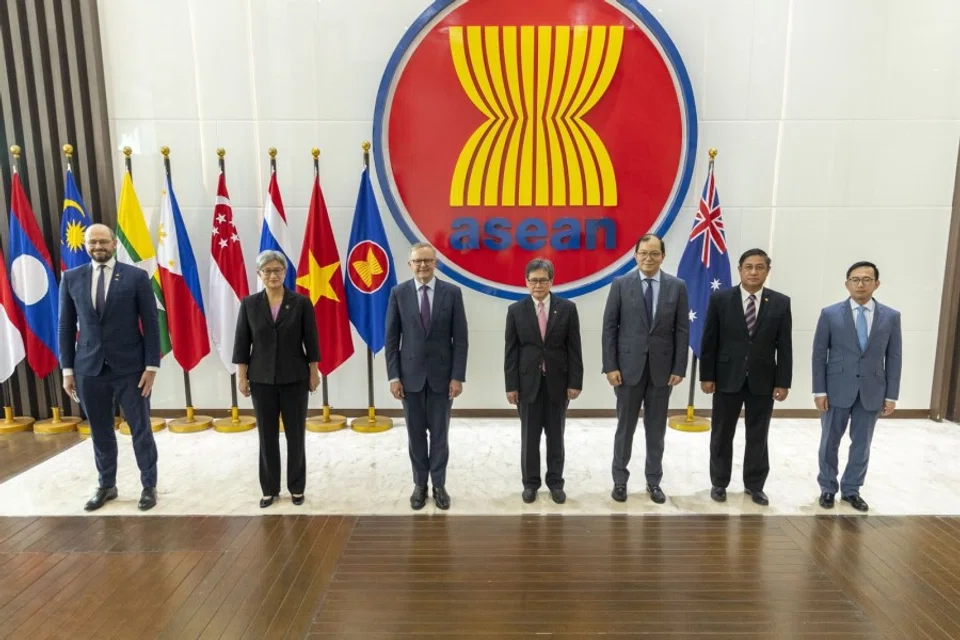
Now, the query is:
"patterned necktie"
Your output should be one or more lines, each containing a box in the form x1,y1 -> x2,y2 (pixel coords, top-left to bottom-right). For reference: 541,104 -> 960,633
537,301 -> 547,340
95,264 -> 107,316
856,306 -> 868,351
643,278 -> 654,324
419,285 -> 431,332
745,294 -> 757,335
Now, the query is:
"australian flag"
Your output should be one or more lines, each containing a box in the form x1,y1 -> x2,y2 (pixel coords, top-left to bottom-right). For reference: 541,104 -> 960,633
676,163 -> 732,358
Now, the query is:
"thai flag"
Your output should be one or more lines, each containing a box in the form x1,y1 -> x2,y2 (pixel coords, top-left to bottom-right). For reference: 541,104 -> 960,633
258,172 -> 296,291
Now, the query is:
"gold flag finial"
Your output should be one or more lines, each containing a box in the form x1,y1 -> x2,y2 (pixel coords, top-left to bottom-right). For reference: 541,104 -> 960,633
268,147 -> 277,159
362,141 -> 371,152
122,146 -> 132,157
63,143 -> 74,159
708,148 -> 718,159
160,146 -> 170,157
10,145 -> 21,159
311,148 -> 320,159
217,147 -> 225,158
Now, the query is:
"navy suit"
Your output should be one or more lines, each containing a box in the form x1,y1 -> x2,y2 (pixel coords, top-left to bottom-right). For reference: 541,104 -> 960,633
385,278 -> 468,487
59,261 -> 161,489
812,299 -> 902,496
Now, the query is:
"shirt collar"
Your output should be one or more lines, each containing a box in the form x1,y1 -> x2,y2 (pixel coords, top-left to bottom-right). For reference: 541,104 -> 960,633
417,277 -> 436,291
93,257 -> 117,271
638,269 -> 661,282
849,298 -> 875,312
532,293 -> 550,306
741,286 -> 763,303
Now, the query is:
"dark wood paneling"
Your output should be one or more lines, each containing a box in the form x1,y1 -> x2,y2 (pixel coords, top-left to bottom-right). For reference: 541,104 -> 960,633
0,0 -> 116,420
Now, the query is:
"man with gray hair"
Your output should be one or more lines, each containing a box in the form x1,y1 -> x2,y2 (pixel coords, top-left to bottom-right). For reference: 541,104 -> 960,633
504,258 -> 583,504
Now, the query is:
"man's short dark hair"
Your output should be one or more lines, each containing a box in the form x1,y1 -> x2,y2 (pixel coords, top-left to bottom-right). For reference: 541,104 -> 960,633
525,258 -> 554,281
738,248 -> 771,267
846,261 -> 879,280
635,234 -> 665,254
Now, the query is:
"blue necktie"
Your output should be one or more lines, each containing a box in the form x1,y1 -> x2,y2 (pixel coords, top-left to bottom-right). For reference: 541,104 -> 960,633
420,285 -> 431,332
95,265 -> 106,316
643,278 -> 654,325
856,306 -> 868,351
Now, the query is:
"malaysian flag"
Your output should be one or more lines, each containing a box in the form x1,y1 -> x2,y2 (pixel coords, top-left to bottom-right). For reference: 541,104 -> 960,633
676,160 -> 732,358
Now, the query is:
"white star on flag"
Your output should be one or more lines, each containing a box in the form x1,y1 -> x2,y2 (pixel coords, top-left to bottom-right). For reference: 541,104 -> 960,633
689,310 -> 697,322
710,279 -> 722,290
216,213 -> 226,225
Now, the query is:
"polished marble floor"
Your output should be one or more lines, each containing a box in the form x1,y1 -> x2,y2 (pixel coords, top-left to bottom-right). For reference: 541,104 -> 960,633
0,418 -> 957,517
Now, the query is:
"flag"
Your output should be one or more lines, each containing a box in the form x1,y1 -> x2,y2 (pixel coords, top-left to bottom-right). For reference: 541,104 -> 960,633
60,168 -> 91,271
0,245 -> 26,383
116,171 -> 172,356
208,173 -> 249,374
6,173 -> 58,377
258,172 -> 296,291
297,171 -> 354,376
676,163 -> 732,358
157,173 -> 210,372
344,167 -> 397,354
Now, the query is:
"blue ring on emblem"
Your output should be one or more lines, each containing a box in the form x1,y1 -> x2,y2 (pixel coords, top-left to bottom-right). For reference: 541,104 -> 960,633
373,0 -> 698,300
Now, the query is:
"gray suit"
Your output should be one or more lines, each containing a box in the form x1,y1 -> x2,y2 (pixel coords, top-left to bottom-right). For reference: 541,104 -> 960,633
602,270 -> 689,486
812,299 -> 902,496
385,278 -> 468,487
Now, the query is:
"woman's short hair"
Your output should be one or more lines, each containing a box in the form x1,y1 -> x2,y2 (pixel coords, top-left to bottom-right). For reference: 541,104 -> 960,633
256,250 -> 287,272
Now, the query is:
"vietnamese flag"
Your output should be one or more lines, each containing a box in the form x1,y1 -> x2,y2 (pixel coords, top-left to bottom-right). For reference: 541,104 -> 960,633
296,171 -> 354,375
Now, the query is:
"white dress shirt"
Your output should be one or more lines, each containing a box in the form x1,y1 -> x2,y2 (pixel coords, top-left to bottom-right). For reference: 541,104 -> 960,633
639,270 -> 660,321
741,286 -> 763,315
533,293 -> 551,317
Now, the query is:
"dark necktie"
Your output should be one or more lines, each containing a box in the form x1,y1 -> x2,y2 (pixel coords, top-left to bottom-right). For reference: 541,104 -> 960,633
745,294 -> 757,335
96,264 -> 107,316
643,278 -> 654,325
419,285 -> 431,332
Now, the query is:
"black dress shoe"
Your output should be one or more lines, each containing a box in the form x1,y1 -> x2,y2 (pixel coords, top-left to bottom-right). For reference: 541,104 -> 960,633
550,488 -> 566,504
842,494 -> 869,512
647,484 -> 666,504
410,485 -> 427,510
292,494 -> 305,506
138,487 -> 157,511
819,492 -> 835,509
259,495 -> 278,508
744,488 -> 769,506
710,486 -> 727,502
522,488 -> 537,503
84,486 -> 118,512
611,484 -> 627,502
433,486 -> 451,510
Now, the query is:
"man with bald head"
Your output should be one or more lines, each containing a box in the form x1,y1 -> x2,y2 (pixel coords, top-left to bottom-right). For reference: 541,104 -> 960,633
58,223 -> 162,511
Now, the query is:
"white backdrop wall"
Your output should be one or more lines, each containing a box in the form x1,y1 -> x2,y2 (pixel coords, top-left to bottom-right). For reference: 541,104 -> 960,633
96,0 -> 960,411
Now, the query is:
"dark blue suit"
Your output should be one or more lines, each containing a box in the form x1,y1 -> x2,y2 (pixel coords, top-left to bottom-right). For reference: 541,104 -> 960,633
59,261 -> 161,489
385,278 -> 468,487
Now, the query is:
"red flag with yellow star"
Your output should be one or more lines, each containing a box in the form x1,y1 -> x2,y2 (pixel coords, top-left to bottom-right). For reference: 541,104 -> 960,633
297,171 -> 354,375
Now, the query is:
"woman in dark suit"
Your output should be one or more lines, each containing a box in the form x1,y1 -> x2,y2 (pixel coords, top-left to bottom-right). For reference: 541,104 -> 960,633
233,250 -> 320,508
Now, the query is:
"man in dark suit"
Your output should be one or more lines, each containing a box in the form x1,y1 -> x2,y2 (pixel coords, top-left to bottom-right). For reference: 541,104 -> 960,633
812,261 -> 901,512
504,259 -> 583,505
385,242 -> 469,510
59,224 -> 161,511
700,248 -> 792,506
602,234 -> 689,504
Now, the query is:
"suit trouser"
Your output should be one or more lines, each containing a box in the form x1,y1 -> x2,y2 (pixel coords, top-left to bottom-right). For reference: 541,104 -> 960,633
518,375 -> 567,490
612,363 -> 672,486
817,394 -> 880,496
250,381 -> 308,496
403,386 -> 453,487
77,365 -> 157,489
710,380 -> 775,491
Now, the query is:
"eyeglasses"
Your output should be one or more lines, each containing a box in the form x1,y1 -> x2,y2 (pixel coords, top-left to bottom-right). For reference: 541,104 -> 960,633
87,240 -> 113,246
527,277 -> 551,285
410,259 -> 435,265
260,268 -> 285,276
847,277 -> 875,286
741,264 -> 768,272
636,251 -> 662,259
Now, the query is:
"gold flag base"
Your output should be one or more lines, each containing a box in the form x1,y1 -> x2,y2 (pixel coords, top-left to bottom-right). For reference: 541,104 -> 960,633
1,407 -> 35,434
34,408 -> 81,434
351,408 -> 393,434
78,416 -> 122,435
307,406 -> 347,432
214,407 -> 256,433
120,417 -> 167,435
669,407 -> 710,433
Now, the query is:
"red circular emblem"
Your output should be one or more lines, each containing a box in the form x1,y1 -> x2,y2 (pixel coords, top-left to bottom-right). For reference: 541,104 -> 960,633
346,240 -> 392,294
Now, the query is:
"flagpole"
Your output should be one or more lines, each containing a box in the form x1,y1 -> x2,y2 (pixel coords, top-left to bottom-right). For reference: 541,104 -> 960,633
213,147 -> 256,434
668,147 -> 718,434
161,146 -> 213,434
351,142 -> 393,434
305,147 -> 347,433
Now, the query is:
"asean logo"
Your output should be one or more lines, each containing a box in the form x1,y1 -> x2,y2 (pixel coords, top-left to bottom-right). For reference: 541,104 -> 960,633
374,0 -> 697,299
347,240 -> 391,293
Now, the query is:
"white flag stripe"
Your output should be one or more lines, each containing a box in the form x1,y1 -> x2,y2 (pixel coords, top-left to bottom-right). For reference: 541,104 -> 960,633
208,258 -> 240,374
0,305 -> 25,383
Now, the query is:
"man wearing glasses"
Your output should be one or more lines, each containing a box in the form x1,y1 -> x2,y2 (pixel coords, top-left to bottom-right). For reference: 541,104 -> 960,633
504,259 -> 583,504
602,234 -> 689,504
812,262 -> 902,512
385,243 -> 469,510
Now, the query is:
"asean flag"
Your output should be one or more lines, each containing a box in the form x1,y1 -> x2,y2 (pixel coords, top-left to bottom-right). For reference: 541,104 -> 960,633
296,172 -> 354,376
157,173 -> 210,372
6,172 -> 58,378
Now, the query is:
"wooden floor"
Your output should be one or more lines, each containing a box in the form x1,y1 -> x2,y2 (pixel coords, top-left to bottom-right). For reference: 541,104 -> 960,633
2,436 -> 960,638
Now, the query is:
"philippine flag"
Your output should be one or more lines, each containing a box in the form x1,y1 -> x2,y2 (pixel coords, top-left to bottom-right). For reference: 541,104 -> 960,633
157,173 -> 210,372
258,172 -> 296,291
6,172 -> 58,378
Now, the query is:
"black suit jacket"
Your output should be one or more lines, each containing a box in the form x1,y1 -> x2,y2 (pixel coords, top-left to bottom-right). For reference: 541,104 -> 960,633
700,286 -> 792,395
504,295 -> 584,403
232,289 -> 320,385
